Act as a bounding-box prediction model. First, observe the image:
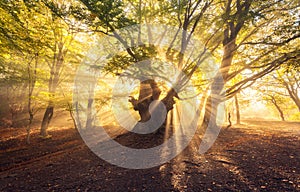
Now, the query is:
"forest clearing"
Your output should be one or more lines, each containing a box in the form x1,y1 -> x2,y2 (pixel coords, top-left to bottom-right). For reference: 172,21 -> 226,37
0,119 -> 299,191
0,0 -> 299,191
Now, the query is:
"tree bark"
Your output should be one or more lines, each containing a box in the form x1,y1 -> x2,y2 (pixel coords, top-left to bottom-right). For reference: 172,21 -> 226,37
227,112 -> 232,129
26,53 -> 38,144
40,103 -> 54,137
201,34 -> 237,128
75,101 -> 82,129
294,99 -> 300,112
26,113 -> 33,144
202,92 -> 220,129
68,102 -> 77,129
202,0 -> 251,129
85,98 -> 94,129
270,96 -> 285,121
129,79 -> 177,132
234,94 -> 241,124
197,86 -> 209,119
202,39 -> 235,129
285,84 -> 300,111
10,108 -> 17,128
129,80 -> 159,123
40,40 -> 64,137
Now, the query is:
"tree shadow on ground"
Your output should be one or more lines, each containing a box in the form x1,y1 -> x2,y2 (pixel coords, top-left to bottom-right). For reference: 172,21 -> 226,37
0,120 -> 299,191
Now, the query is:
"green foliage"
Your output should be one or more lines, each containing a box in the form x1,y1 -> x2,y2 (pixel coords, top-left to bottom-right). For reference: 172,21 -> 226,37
74,0 -> 136,32
104,44 -> 158,75
0,0 -> 299,126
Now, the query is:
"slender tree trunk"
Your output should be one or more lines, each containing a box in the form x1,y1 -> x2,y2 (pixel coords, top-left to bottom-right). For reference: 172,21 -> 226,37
86,98 -> 94,129
284,82 -> 300,111
26,113 -> 33,144
291,97 -> 300,112
26,85 -> 34,143
60,87 -> 77,129
270,97 -> 285,121
66,102 -> 77,129
227,112 -> 232,129
40,87 -> 56,137
296,101 -> 300,112
40,102 -> 54,137
40,40 -> 64,137
75,101 -> 82,129
85,74 -> 96,129
10,108 -> 17,127
26,53 -> 38,144
234,94 -> 241,124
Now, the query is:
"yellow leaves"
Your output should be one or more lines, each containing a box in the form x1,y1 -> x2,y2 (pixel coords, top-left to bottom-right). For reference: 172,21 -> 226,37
2,53 -> 11,59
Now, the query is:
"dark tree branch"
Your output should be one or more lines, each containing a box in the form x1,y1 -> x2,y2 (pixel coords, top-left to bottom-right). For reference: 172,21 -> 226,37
225,52 -> 299,99
243,33 -> 300,46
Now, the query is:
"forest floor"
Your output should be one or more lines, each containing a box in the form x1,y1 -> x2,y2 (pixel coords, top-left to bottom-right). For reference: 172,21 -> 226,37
0,120 -> 299,192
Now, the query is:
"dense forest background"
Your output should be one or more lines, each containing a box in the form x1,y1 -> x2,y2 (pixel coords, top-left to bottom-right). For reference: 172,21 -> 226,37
0,0 -> 299,142
1,0 -> 300,191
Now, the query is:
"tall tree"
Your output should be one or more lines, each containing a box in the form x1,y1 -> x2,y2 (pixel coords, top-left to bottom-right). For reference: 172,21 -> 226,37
72,0 -> 215,129
202,0 -> 300,128
40,1 -> 83,137
0,0 -> 45,129
0,0 -> 83,137
44,0 -> 299,133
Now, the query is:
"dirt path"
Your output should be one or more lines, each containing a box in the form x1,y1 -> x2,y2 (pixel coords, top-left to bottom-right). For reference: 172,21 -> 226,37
0,120 -> 299,191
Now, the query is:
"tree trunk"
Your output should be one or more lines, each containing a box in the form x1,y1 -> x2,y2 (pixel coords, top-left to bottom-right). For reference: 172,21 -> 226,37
129,79 -> 177,132
10,109 -> 17,128
202,0 -> 252,129
26,86 -> 34,143
291,97 -> 300,112
67,102 -> 77,129
131,80 -> 155,123
234,94 -> 241,124
202,39 -> 236,129
201,84 -> 223,130
26,54 -> 37,144
271,97 -> 285,121
284,82 -> 300,111
85,98 -> 94,129
198,86 -> 209,119
26,113 -> 33,144
75,101 -> 82,129
227,112 -> 232,128
40,39 -> 65,137
40,103 -> 54,137
202,94 -> 220,129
